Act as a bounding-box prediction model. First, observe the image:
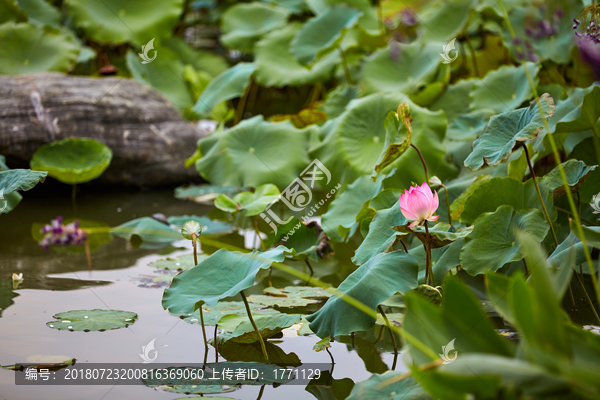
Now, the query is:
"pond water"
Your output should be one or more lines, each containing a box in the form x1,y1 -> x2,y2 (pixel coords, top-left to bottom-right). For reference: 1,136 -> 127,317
0,186 -> 405,400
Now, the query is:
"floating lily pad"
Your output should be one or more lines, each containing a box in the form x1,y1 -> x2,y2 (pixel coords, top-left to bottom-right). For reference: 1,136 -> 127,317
30,138 -> 112,185
1,358 -> 76,371
111,217 -> 182,246
216,340 -> 300,365
150,254 -> 208,271
174,185 -> 241,205
464,93 -> 554,171
392,223 -> 474,249
263,286 -> 332,299
217,314 -> 302,344
214,184 -> 280,216
167,215 -> 235,236
179,301 -> 280,326
347,372 -> 431,400
246,294 -> 320,308
46,309 -> 137,332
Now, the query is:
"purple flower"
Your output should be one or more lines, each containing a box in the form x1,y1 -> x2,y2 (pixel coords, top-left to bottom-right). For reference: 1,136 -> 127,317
38,217 -> 87,250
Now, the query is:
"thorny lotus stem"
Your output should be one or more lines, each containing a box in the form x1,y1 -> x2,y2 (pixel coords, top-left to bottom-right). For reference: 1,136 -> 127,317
424,221 -> 434,286
241,290 -> 270,363
378,305 -> 398,370
439,183 -> 452,226
499,0 -> 600,325
522,145 -> 558,246
410,144 -> 429,183
193,233 -> 209,352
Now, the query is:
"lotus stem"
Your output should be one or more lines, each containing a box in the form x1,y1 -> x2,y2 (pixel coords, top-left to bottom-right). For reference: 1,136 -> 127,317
439,183 -> 452,226
253,217 -> 266,251
193,234 -> 209,352
326,347 -> 335,372
522,258 -> 529,276
410,144 -> 429,183
378,305 -> 398,370
424,221 -> 434,286
84,239 -> 92,270
192,234 -> 198,265
305,259 -> 314,277
350,332 -> 355,349
464,33 -> 479,77
338,47 -> 354,85
499,0 -> 600,324
399,239 -> 409,253
72,185 -> 77,213
240,290 -> 270,363
256,384 -> 266,400
235,78 -> 253,125
214,324 -> 219,362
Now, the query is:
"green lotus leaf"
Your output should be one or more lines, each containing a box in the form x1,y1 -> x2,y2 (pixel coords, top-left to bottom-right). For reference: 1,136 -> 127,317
164,36 -> 229,78
217,314 -> 302,344
290,4 -> 361,65
192,63 -> 255,118
321,171 -> 390,242
353,204 -> 406,266
126,49 -> 195,114
110,217 -> 182,245
572,224 -> 600,249
174,185 -> 241,205
167,215 -> 235,236
464,93 -> 555,171
321,84 -> 360,118
262,0 -> 308,13
553,85 -> 600,134
272,108 -> 327,128
313,336 -> 331,352
393,223 -> 474,249
178,301 -> 280,326
418,0 -> 477,41
214,183 -> 279,216
305,251 -> 419,338
360,41 -> 441,96
216,339 -> 300,365
263,286 -> 332,299
458,176 -> 556,225
305,0 -> 378,34
143,368 -> 240,394
17,0 -> 61,27
548,228 -> 600,275
46,309 -> 137,332
449,175 -> 493,222
246,294 -> 320,307
469,63 -> 540,114
151,254 -> 206,271
410,239 -> 464,285
0,0 -> 27,24
0,169 -> 46,196
1,358 -> 76,371
372,103 -> 412,179
30,138 -> 112,185
64,0 -> 184,44
195,116 -> 311,189
254,23 -> 339,87
347,373 -> 430,400
0,22 -> 80,75
162,246 -> 293,313
541,160 -> 596,200
460,206 -> 549,275
265,217 -> 333,262
220,2 -> 290,51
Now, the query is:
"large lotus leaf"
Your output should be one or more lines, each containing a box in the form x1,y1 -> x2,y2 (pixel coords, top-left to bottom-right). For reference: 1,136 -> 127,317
167,215 -> 235,236
174,185 -> 241,205
179,301 -> 280,326
372,104 -> 412,179
393,223 -> 474,249
263,285 -> 332,299
403,277 -> 513,367
321,172 -> 389,242
17,0 -> 61,27
265,217 -> 331,262
220,2 -> 290,51
501,0 -> 582,65
30,138 -> 112,185
541,160 -> 596,200
272,108 -> 327,128
195,116 -> 311,189
217,314 -> 302,344
126,49 -> 195,114
321,84 -> 360,118
0,0 -> 27,23
162,246 -> 293,313
64,0 -> 184,44
214,184 -> 279,217
150,254 -> 211,271
347,373 -> 431,400
216,339 -> 300,365
46,309 -> 137,332
547,228 -> 600,275
418,0 -> 477,41
553,85 -> 600,134
469,63 -> 540,114
305,251 -> 419,338
143,369 -> 240,394
164,36 -> 229,78
246,294 -> 320,307
410,238 -> 464,284
449,175 -> 492,222
111,217 -> 182,245
353,204 -> 406,265
458,176 -> 556,225
464,93 -> 554,171
290,4 -> 361,65
192,63 -> 255,118
0,169 -> 46,196
360,41 -> 441,96
0,22 -> 80,75
305,0 -> 378,34
254,23 -> 338,87
460,206 -> 549,275
262,0 -> 308,13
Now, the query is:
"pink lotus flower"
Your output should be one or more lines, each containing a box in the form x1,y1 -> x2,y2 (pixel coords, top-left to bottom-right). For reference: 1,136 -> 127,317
399,182 -> 439,227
